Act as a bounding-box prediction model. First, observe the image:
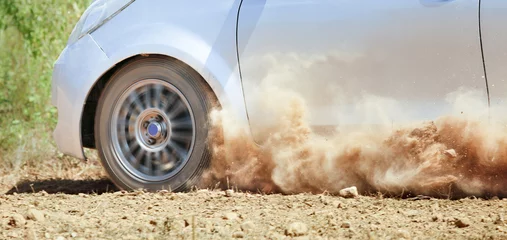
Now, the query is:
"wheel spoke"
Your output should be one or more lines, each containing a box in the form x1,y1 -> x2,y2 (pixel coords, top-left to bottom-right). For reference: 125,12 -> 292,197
167,101 -> 186,119
125,115 -> 137,141
152,151 -> 163,176
117,112 -> 129,152
129,139 -> 139,150
167,141 -> 188,161
118,107 -> 129,119
171,117 -> 193,130
143,84 -> 152,109
154,84 -> 163,109
163,92 -> 178,112
144,152 -> 153,175
161,148 -> 176,171
171,131 -> 193,144
130,148 -> 145,169
129,94 -> 144,113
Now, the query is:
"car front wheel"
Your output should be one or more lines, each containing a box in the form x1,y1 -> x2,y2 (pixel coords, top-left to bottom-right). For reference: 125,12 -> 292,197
95,56 -> 215,192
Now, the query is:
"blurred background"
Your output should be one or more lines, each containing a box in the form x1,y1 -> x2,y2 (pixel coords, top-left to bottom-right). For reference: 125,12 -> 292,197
0,0 -> 103,187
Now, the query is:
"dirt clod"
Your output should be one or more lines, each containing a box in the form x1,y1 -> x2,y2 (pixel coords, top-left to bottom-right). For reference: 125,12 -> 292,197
285,222 -> 308,237
404,210 -> 419,217
223,212 -> 238,221
494,214 -> 505,225
225,189 -> 234,197
241,221 -> 255,233
8,213 -> 26,228
454,218 -> 471,228
397,229 -> 411,239
26,209 -> 44,222
341,222 -> 351,228
232,231 -> 245,238
431,214 -> 442,222
26,229 -> 37,240
443,149 -> 457,158
339,187 -> 358,198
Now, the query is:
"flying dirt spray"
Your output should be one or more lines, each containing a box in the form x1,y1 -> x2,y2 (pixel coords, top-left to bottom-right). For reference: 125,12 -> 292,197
199,89 -> 507,199
198,55 -> 507,199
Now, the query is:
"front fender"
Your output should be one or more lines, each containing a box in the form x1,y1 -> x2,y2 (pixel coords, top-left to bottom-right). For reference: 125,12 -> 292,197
93,23 -> 234,106
89,0 -> 250,135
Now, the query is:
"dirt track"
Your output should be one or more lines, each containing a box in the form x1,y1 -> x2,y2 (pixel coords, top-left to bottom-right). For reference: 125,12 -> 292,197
1,180 -> 507,240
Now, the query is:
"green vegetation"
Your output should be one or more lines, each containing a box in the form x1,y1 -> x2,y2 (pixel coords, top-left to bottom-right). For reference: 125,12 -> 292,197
0,1 -> 91,169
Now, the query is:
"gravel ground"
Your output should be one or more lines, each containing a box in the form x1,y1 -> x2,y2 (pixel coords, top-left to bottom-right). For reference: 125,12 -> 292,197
1,182 -> 507,240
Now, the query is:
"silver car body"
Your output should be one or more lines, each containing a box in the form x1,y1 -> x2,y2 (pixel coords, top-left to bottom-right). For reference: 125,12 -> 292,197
52,0 -> 507,159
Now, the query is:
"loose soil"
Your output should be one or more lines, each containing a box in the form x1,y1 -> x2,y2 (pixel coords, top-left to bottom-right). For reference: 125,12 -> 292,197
1,180 -> 507,240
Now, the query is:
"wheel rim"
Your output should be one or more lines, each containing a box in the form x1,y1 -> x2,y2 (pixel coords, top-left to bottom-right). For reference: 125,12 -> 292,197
110,79 -> 196,182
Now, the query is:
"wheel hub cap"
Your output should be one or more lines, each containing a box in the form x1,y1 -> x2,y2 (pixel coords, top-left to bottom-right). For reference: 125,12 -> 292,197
148,122 -> 162,138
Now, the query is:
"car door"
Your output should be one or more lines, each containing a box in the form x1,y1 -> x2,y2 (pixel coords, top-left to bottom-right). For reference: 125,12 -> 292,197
237,0 -> 486,141
481,0 -> 507,118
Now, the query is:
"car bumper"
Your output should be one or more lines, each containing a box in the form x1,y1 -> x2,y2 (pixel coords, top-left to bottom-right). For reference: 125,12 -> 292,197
52,34 -> 110,159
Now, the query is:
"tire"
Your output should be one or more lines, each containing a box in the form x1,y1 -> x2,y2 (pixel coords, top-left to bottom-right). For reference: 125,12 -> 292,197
95,56 -> 216,192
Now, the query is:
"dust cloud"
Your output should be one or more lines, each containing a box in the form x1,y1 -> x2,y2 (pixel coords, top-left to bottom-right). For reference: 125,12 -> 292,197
199,55 -> 507,199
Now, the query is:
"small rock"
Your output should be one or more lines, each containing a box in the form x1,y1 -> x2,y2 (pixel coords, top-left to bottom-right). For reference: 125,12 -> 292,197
56,236 -> 65,240
397,229 -> 411,239
26,229 -> 37,240
328,219 -> 338,227
494,214 -> 505,225
431,214 -> 442,222
444,149 -> 457,158
333,200 -> 343,208
404,210 -> 419,217
212,225 -> 224,234
9,213 -> 26,228
407,195 -> 431,201
26,209 -> 45,222
71,232 -> 77,238
491,196 -> 500,200
341,222 -> 351,228
225,189 -> 234,197
44,233 -> 50,239
431,203 -> 440,212
223,212 -> 238,220
241,221 -> 255,232
78,193 -> 90,198
232,231 -> 245,238
285,222 -> 309,237
8,232 -> 19,238
454,218 -> 471,228
319,195 -> 330,205
172,220 -> 185,231
158,190 -> 169,194
339,186 -> 359,198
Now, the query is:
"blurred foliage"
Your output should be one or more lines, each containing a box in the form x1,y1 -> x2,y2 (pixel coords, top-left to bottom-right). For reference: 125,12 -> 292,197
0,0 -> 91,167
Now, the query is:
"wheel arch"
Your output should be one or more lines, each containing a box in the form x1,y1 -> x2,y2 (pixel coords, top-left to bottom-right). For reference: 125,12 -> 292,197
81,54 -> 221,149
